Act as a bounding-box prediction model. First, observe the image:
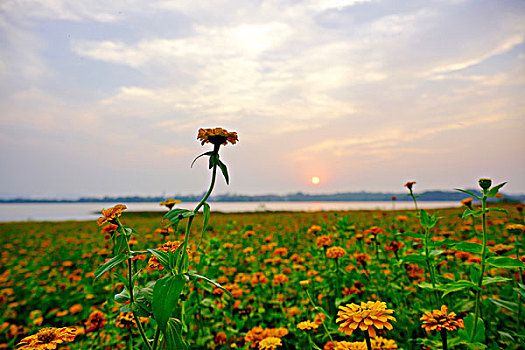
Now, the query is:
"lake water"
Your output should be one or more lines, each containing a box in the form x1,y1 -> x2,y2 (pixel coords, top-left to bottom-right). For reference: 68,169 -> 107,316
0,201 -> 460,222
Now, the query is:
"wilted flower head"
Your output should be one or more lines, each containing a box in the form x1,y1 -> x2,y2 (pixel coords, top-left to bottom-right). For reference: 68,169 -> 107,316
159,198 -> 181,210
404,182 -> 416,190
478,178 -> 492,190
96,204 -> 127,226
420,305 -> 464,332
17,326 -> 77,349
336,301 -> 396,338
197,127 -> 238,146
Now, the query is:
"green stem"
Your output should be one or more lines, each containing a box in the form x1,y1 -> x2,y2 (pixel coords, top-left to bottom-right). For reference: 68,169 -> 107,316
152,326 -> 161,350
305,289 -> 334,345
472,193 -> 487,341
409,190 -> 419,216
425,227 -> 439,307
364,329 -> 372,350
441,329 -> 448,350
335,259 -> 340,308
515,233 -> 522,333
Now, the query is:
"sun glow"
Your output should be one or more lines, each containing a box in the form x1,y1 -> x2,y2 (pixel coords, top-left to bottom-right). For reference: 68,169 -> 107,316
311,176 -> 320,185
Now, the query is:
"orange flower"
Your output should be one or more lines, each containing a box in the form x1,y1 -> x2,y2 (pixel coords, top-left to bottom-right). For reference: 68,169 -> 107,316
197,127 -> 238,146
461,197 -> 473,209
420,305 -> 464,332
17,327 -> 77,349
297,321 -> 319,331
327,246 -> 346,259
85,310 -> 106,331
272,274 -> 289,286
316,235 -> 333,248
96,204 -> 127,226
336,301 -> 396,338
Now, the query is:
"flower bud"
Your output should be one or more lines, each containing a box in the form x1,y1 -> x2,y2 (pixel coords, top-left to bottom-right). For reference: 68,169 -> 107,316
478,178 -> 492,190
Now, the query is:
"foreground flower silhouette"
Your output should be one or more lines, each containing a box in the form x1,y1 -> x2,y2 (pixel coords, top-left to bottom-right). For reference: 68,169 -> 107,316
420,305 -> 464,332
17,326 -> 77,349
336,301 -> 396,338
197,127 -> 238,146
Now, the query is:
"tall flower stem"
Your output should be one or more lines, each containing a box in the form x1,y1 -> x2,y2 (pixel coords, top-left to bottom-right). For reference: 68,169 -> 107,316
424,226 -> 439,307
364,329 -> 372,350
515,231 -> 522,333
408,190 -> 419,216
472,191 -> 488,341
304,289 -> 334,345
440,329 -> 448,350
117,219 -> 152,350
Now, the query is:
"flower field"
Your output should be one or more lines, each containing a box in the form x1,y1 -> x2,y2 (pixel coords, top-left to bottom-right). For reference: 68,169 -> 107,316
1,202 -> 524,349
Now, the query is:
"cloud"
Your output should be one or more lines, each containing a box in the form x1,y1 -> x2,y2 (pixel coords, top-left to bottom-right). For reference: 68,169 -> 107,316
428,34 -> 524,75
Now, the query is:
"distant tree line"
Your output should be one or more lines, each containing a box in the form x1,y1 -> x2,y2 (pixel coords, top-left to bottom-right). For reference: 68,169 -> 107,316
1,190 -> 523,203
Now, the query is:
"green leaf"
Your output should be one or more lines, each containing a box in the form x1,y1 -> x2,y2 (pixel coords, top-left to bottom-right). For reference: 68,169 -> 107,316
186,271 -> 233,299
152,275 -> 186,332
488,297 -> 517,312
441,280 -> 478,297
94,254 -> 129,281
217,159 -> 230,184
454,242 -> 483,254
485,207 -> 508,215
197,202 -> 210,250
419,209 -> 430,228
482,276 -> 511,286
455,188 -> 482,200
147,249 -> 171,272
163,209 -> 195,226
486,256 -> 525,269
190,151 -> 214,168
458,313 -> 485,343
114,288 -> 130,303
469,265 -> 480,284
462,209 -> 484,219
401,254 -> 427,263
113,235 -> 128,255
165,318 -> 187,350
487,182 -> 506,198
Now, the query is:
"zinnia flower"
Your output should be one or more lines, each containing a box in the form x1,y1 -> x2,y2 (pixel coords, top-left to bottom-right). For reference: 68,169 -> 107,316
258,337 -> 282,349
327,246 -> 347,259
420,305 -> 464,332
297,321 -> 319,331
147,240 -> 190,270
17,327 -> 77,349
336,301 -> 396,338
96,204 -> 127,226
461,198 -> 473,209
197,127 -> 238,146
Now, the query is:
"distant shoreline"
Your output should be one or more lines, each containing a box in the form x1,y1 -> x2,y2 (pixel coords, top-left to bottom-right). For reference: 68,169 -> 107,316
1,190 -> 523,204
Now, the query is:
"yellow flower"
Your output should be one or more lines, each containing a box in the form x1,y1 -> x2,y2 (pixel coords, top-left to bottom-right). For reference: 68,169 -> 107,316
404,181 -> 416,190
297,321 -> 319,331
327,246 -> 346,259
371,336 -> 398,349
316,235 -> 333,248
159,198 -> 181,210
96,204 -> 127,226
147,241 -> 190,270
336,301 -> 396,338
197,127 -> 238,146
420,305 -> 464,332
17,327 -> 77,349
258,337 -> 282,350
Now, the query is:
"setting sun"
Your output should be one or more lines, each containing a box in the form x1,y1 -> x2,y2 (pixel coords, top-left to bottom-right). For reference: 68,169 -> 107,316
311,176 -> 320,185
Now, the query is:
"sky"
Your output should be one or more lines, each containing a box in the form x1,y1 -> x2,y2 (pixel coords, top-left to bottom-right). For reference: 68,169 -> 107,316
0,0 -> 524,198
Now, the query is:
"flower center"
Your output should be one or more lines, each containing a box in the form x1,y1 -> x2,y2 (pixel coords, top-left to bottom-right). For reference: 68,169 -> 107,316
37,330 -> 56,343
